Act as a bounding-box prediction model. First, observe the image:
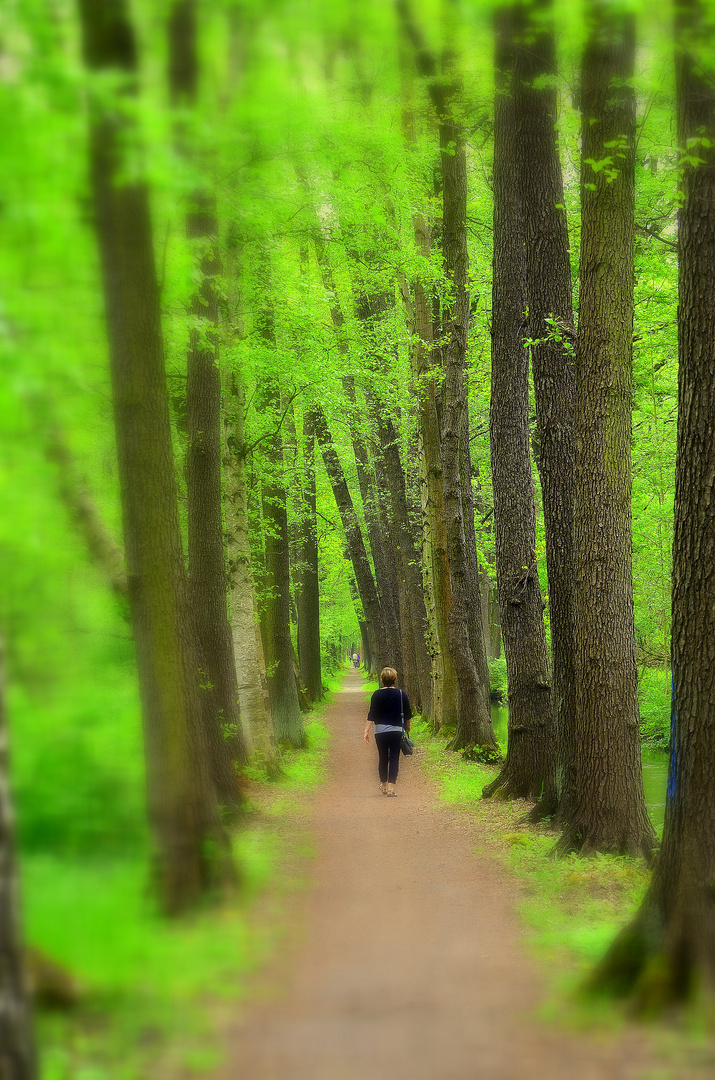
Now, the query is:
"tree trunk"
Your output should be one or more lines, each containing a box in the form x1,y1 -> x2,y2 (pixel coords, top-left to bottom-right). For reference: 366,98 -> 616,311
554,1 -> 654,858
438,66 -> 499,759
0,639 -> 37,1080
343,376 -> 404,688
77,0 -> 230,913
224,370 -> 281,776
398,0 -> 497,755
484,6 -> 554,803
412,221 -> 458,728
259,384 -> 306,749
370,400 -> 434,716
313,404 -> 389,674
588,0 -> 715,1003
297,407 -> 323,703
461,402 -> 492,720
281,399 -> 312,714
515,0 -> 576,818
169,0 -> 247,809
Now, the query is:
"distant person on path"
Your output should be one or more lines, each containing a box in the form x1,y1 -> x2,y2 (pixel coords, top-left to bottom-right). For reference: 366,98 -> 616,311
352,652 -> 360,668
363,667 -> 412,797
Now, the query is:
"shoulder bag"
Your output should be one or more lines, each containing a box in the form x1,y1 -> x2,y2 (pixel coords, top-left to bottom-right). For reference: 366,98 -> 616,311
399,690 -> 414,755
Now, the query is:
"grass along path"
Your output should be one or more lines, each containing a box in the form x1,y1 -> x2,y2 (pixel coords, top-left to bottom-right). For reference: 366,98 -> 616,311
214,669 -> 679,1080
26,678 -> 337,1080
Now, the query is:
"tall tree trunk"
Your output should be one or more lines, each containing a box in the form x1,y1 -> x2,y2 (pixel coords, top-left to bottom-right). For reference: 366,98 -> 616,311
0,640 -> 37,1080
369,395 -> 433,715
589,0 -> 715,1002
554,1 -> 654,858
77,0 -> 230,913
297,407 -> 323,703
398,0 -> 497,756
169,0 -> 247,810
513,0 -> 576,818
259,385 -> 306,748
484,6 -> 554,802
313,405 -> 389,675
298,196 -> 387,677
437,61 -> 499,759
281,399 -> 312,714
343,376 -> 404,688
412,219 -> 458,728
224,370 -> 281,776
460,402 -> 492,721
401,54 -> 458,729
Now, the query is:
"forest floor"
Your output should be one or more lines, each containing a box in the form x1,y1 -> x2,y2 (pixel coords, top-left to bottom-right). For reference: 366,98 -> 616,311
204,670 -> 711,1080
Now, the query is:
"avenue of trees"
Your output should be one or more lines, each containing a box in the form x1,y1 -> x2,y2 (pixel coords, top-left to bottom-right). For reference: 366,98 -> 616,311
1,0 -> 714,1070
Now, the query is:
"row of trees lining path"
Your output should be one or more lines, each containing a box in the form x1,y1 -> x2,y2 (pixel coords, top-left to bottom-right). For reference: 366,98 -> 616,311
2,0 -> 715,1071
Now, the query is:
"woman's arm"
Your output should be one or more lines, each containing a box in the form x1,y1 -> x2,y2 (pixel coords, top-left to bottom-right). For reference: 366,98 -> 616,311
364,718 -> 374,744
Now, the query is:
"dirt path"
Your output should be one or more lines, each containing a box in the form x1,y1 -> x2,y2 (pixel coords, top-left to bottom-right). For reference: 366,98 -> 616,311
219,672 -> 659,1080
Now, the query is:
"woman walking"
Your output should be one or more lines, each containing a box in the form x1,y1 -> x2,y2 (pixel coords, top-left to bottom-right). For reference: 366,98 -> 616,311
363,667 -> 412,796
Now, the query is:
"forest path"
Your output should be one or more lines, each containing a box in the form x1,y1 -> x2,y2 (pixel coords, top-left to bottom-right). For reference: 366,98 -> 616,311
218,670 -> 655,1080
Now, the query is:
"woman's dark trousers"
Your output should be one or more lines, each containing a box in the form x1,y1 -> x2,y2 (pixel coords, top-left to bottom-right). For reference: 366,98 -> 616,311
375,731 -> 402,784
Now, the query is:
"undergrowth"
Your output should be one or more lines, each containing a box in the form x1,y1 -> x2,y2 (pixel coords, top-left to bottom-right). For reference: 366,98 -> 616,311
411,719 -> 650,1015
26,690 -> 336,1080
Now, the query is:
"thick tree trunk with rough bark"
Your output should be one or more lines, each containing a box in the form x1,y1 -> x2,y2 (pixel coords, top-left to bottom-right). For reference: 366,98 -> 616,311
77,0 -> 230,913
513,0 -> 576,817
484,6 -> 554,803
0,641 -> 36,1080
555,2 -> 654,858
297,407 -> 323,703
224,370 -> 280,776
184,205 -> 246,802
169,0 -> 247,808
589,0 -> 715,1002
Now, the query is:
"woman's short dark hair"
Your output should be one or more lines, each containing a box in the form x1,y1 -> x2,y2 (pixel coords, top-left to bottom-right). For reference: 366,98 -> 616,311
380,667 -> 397,687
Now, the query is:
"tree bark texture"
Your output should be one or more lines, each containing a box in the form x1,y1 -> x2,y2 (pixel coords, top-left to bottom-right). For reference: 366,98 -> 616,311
0,640 -> 37,1080
589,0 -> 715,1002
224,370 -> 281,776
412,216 -> 459,729
460,401 -> 492,721
398,0 -> 499,755
514,0 -> 576,817
77,0 -> 229,913
438,93 -> 499,759
297,407 -> 323,703
258,381 -> 305,748
484,7 -> 555,804
184,200 -> 247,801
169,0 -> 247,806
555,2 -> 654,858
